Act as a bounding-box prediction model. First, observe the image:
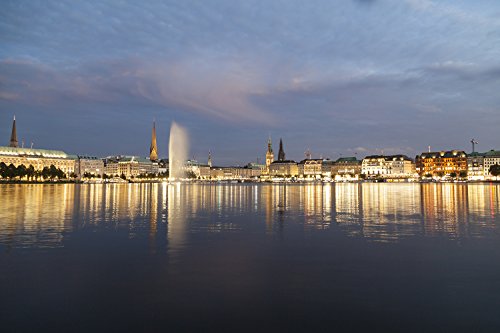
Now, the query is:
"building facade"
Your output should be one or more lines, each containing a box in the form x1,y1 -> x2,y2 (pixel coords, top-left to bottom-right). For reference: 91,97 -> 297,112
331,157 -> 362,180
104,156 -> 158,178
362,155 -> 415,179
298,159 -> 324,179
76,156 -> 104,178
269,160 -> 298,178
467,152 -> 485,181
415,150 -> 467,178
484,150 -> 500,180
0,146 -> 76,175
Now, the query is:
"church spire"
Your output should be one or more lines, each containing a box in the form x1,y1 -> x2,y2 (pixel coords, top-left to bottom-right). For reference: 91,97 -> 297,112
278,138 -> 285,161
265,135 -> 274,170
208,150 -> 212,167
267,135 -> 273,154
9,115 -> 18,148
149,120 -> 158,161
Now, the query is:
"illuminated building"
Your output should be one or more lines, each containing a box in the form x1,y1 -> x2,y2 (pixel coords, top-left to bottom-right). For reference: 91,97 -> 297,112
0,146 -> 76,174
269,139 -> 298,179
298,159 -> 324,179
269,160 -> 298,178
484,150 -> 500,180
1,117 -> 76,175
76,156 -> 104,178
329,157 -> 362,181
362,155 -> 416,180
415,150 -> 467,178
104,156 -> 158,178
467,152 -> 485,181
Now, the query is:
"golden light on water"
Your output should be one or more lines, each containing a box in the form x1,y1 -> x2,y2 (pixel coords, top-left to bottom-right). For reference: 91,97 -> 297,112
0,183 -> 499,249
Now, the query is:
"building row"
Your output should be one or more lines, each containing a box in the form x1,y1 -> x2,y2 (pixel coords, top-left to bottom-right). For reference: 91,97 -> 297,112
1,117 -> 499,181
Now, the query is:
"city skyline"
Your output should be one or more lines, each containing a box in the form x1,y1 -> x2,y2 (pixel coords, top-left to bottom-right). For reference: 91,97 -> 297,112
1,1 -> 500,164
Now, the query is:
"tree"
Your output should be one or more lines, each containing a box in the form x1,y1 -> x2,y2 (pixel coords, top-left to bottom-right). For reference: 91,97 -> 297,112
7,164 -> 17,180
26,165 -> 35,181
0,162 -> 7,179
490,164 -> 500,177
120,173 -> 127,180
449,172 -> 457,179
42,166 -> 50,180
17,164 -> 27,180
459,171 -> 467,179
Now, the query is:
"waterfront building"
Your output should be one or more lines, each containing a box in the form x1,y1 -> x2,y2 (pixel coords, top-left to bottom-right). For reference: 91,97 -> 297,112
269,160 -> 298,178
158,159 -> 168,174
246,162 -> 264,177
484,150 -> 500,180
415,150 -> 467,178
104,156 -> 158,178
185,159 -> 211,178
330,157 -> 362,181
0,146 -> 76,175
1,117 -> 76,176
362,155 -> 416,179
467,152 -> 485,181
298,159 -> 324,179
76,156 -> 104,179
209,166 -> 255,180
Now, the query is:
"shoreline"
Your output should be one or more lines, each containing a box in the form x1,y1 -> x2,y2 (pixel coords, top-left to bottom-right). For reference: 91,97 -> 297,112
1,179 -> 499,185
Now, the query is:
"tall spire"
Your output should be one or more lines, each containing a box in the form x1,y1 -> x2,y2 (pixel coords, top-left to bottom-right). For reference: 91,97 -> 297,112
208,150 -> 212,167
149,120 -> 158,161
265,135 -> 274,169
9,115 -> 18,148
267,135 -> 273,154
278,138 -> 285,161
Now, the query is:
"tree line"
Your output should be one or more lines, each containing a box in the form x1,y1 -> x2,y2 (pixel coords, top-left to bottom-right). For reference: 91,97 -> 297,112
0,162 -> 74,181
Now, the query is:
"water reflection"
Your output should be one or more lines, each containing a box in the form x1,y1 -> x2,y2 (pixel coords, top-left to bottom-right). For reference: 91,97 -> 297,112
0,183 -> 499,249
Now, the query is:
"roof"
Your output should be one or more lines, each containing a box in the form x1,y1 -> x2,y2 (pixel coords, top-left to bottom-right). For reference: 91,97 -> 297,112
417,150 -> 467,159
484,150 -> 500,157
335,157 -> 359,163
77,155 -> 101,160
467,152 -> 486,157
0,145 -> 73,159
271,160 -> 297,165
364,154 -> 413,161
298,159 -> 323,164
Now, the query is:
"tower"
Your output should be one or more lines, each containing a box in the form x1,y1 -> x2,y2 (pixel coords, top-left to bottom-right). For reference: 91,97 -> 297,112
278,138 -> 285,161
149,120 -> 158,161
266,136 -> 274,170
9,115 -> 18,148
208,150 -> 212,167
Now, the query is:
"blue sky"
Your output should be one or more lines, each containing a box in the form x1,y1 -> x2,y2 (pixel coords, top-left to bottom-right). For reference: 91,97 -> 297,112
1,0 -> 499,165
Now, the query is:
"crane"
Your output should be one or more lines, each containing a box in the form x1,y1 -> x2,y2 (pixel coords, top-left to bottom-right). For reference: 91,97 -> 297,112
471,139 -> 478,153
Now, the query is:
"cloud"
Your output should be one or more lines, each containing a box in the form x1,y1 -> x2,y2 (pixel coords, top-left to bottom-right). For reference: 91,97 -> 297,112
0,56 -> 280,123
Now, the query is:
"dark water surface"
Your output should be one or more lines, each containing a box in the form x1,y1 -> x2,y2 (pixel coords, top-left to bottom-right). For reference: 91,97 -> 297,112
1,183 -> 500,332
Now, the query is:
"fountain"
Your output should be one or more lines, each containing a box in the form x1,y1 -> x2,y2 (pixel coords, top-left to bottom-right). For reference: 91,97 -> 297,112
168,121 -> 189,181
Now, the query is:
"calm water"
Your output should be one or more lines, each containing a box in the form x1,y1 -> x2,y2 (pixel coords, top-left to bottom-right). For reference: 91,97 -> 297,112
1,183 -> 500,332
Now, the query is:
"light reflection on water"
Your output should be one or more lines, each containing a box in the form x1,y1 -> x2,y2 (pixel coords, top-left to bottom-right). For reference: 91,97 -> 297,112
0,183 -> 499,249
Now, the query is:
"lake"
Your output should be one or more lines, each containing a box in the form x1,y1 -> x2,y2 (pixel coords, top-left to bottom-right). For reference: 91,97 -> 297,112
1,183 -> 500,332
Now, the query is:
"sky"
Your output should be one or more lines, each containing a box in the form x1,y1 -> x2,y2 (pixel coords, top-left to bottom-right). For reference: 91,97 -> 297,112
1,0 -> 499,165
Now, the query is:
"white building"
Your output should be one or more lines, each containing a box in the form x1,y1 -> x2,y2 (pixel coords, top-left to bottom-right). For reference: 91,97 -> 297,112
362,155 -> 416,179
484,150 -> 500,180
